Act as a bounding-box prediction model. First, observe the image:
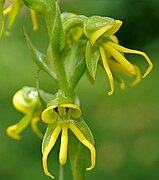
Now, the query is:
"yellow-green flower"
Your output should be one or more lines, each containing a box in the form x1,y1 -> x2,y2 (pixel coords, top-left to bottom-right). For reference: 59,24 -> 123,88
3,0 -> 38,31
41,103 -> 96,179
85,17 -> 153,95
6,87 -> 43,140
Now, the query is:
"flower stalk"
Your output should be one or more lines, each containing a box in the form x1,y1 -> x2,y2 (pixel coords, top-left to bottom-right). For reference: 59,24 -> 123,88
3,0 -> 153,179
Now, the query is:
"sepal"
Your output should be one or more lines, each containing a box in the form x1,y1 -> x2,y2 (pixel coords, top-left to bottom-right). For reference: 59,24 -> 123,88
71,118 -> 95,146
42,122 -> 58,154
85,41 -> 100,79
22,0 -> 46,14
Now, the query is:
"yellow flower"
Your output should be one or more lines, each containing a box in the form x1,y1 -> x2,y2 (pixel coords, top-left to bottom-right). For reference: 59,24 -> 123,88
6,87 -> 43,140
41,103 -> 96,179
85,19 -> 153,95
3,0 -> 38,31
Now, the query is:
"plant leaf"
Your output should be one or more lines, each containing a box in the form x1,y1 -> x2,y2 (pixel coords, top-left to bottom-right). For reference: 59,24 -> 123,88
24,30 -> 57,80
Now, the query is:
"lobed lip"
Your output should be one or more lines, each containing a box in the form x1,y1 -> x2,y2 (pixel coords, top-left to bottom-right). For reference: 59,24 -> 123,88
42,122 -> 96,179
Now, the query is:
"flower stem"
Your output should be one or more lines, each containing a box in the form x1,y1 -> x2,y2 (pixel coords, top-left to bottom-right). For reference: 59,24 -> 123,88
59,164 -> 64,180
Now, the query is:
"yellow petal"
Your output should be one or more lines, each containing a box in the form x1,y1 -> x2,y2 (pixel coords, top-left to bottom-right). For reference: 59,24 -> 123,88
31,117 -> 43,139
41,105 -> 58,124
99,46 -> 114,96
103,20 -> 122,37
69,123 -> 96,170
29,9 -> 38,31
109,35 -> 119,44
59,124 -> 68,165
107,41 -> 153,78
130,65 -> 141,87
42,125 -> 62,179
108,59 -> 132,77
6,125 -> 21,140
103,43 -> 136,75
60,104 -> 82,118
3,5 -> 13,16
90,24 -> 113,46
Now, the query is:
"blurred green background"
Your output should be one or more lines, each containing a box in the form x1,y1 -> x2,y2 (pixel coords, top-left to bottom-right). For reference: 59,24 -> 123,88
1,0 -> 159,179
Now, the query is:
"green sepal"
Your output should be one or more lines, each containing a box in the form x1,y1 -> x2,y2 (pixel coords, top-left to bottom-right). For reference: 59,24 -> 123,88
0,0 -> 4,38
50,2 -> 65,54
72,118 -> 95,145
84,16 -> 115,36
24,30 -> 57,80
85,41 -> 100,80
22,0 -> 45,14
63,14 -> 87,35
47,90 -> 73,107
7,0 -> 23,28
42,122 -> 57,154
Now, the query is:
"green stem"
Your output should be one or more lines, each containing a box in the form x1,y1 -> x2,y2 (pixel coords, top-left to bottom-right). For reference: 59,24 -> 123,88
69,131 -> 86,180
59,164 -> 64,180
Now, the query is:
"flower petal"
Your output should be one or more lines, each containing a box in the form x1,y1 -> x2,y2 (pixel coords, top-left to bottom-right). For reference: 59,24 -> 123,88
29,9 -> 38,31
130,65 -> 141,87
41,105 -> 58,124
3,5 -> 13,15
6,114 -> 32,140
100,46 -> 114,96
31,117 -> 43,139
69,123 -> 96,171
60,104 -> 82,118
103,20 -> 122,37
59,124 -> 68,165
107,41 -> 153,78
90,24 -> 113,46
42,124 -> 62,179
103,43 -> 136,75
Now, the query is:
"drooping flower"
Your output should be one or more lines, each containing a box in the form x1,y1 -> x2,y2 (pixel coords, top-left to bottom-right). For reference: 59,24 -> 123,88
41,101 -> 96,179
6,87 -> 43,140
84,16 -> 153,95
